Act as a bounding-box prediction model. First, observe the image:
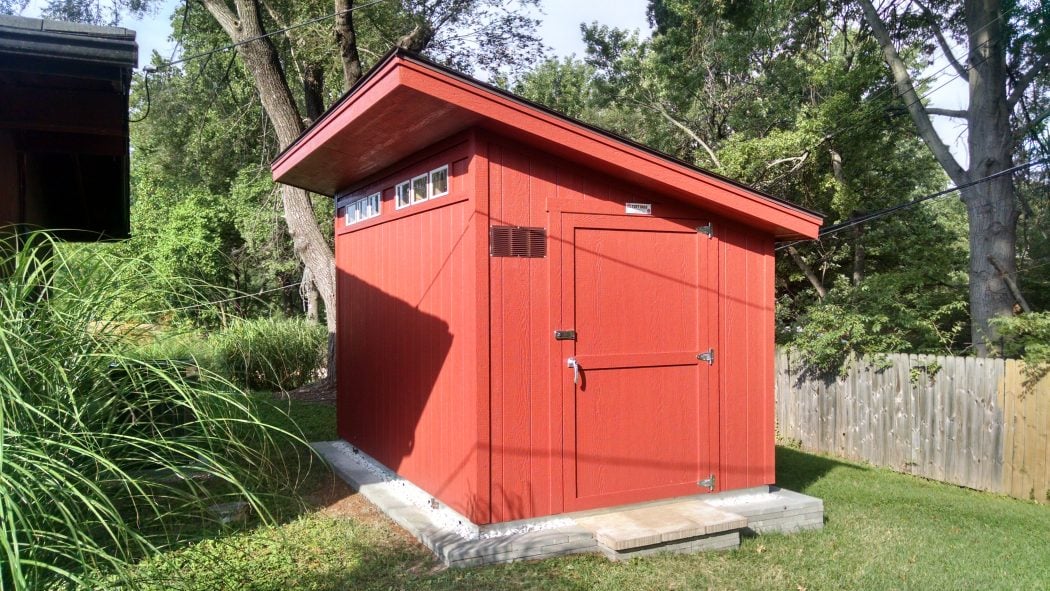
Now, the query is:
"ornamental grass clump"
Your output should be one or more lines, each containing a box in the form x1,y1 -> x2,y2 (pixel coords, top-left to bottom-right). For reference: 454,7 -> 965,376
0,233 -> 307,590
214,317 -> 327,392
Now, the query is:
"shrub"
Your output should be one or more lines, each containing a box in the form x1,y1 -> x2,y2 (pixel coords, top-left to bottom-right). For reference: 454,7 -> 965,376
0,233 -> 307,590
991,312 -> 1050,388
128,330 -> 222,374
214,317 -> 327,391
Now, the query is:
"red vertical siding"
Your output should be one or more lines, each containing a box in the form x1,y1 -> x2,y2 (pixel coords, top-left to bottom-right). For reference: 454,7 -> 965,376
487,141 -> 557,522
484,130 -> 777,520
335,141 -> 483,522
718,224 -> 777,490
337,127 -> 779,526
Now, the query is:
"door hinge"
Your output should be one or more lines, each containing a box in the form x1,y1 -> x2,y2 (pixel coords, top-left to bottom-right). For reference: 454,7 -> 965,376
554,330 -> 577,341
697,223 -> 714,238
697,348 -> 715,365
698,474 -> 716,491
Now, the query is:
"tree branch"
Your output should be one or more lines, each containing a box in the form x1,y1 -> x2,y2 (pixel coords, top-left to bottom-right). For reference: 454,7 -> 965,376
787,246 -> 827,299
1013,105 -> 1050,144
926,107 -> 968,118
652,102 -> 723,171
857,0 -> 967,184
1007,54 -> 1050,108
988,255 -> 1031,313
197,0 -> 240,37
914,0 -> 968,82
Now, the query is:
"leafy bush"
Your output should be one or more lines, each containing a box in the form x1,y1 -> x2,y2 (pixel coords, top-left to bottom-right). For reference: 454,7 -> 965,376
214,317 -> 327,391
991,312 -> 1050,387
0,233 -> 307,590
128,330 -> 222,374
780,269 -> 968,375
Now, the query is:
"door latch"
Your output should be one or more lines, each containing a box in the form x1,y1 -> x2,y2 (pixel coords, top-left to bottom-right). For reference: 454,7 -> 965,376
567,357 -> 581,385
697,348 -> 715,365
554,330 -> 577,341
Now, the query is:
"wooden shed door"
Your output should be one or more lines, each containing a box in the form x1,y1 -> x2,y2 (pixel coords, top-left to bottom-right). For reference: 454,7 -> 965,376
559,213 -> 718,511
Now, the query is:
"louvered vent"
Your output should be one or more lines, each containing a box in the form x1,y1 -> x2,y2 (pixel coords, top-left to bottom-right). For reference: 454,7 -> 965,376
489,226 -> 547,258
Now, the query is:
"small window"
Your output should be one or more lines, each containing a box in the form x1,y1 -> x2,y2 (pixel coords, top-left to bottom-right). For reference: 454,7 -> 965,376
345,191 -> 381,226
396,181 -> 411,209
412,174 -> 428,204
364,192 -> 380,217
430,165 -> 449,198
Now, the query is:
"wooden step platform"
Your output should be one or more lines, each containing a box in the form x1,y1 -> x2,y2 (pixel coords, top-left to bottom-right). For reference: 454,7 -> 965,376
575,499 -> 747,559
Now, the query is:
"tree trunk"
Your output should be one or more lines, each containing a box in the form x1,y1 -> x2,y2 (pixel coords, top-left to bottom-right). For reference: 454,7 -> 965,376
200,0 -> 338,373
301,265 -> 319,322
962,0 -> 1017,355
334,0 -> 363,89
303,63 -> 326,123
858,0 -> 1021,356
852,223 -> 865,287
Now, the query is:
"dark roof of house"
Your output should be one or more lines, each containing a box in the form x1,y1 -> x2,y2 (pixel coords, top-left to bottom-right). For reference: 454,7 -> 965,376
0,14 -> 137,68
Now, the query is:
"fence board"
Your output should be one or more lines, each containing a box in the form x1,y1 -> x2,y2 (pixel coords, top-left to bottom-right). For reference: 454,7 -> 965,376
776,350 -> 1046,504
1030,371 -> 1049,502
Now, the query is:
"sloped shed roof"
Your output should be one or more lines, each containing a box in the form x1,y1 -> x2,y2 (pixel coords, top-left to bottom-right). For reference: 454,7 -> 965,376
273,49 -> 821,240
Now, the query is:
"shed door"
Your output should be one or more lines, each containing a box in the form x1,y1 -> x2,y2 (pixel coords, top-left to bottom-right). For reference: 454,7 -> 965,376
559,213 -> 718,511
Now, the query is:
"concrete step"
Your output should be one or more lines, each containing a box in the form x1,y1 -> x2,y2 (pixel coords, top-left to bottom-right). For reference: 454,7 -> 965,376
575,499 -> 747,553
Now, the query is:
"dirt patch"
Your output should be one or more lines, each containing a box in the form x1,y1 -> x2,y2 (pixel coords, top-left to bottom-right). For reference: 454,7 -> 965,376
305,471 -> 419,545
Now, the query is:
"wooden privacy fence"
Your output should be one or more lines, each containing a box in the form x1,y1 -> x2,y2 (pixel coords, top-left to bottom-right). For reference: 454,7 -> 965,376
775,350 -> 1050,503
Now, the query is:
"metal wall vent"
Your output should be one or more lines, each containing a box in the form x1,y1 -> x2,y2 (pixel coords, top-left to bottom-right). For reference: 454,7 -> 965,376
489,226 -> 547,258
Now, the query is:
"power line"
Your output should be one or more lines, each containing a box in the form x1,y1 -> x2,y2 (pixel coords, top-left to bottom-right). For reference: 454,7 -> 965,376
757,3 -> 1020,184
776,158 -> 1049,251
132,281 -> 304,317
151,0 -> 387,72
129,0 -> 387,122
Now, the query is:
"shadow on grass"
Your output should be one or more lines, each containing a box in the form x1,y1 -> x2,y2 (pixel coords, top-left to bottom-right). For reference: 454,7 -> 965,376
775,445 -> 858,494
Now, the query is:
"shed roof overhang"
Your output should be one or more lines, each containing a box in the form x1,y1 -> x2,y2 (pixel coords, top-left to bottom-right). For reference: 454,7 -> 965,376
273,50 -> 822,240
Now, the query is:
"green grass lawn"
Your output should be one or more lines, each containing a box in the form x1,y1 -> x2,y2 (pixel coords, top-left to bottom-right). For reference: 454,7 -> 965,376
125,400 -> 1050,591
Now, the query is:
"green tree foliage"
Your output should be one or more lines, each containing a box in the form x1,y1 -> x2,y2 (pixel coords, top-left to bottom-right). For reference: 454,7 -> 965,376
114,6 -> 313,326
512,57 -> 601,120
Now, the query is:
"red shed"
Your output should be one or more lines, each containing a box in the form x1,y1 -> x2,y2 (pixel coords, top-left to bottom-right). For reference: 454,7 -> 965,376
273,50 -> 822,526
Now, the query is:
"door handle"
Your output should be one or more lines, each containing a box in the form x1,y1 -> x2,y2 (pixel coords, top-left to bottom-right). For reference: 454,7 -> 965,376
567,357 -> 581,385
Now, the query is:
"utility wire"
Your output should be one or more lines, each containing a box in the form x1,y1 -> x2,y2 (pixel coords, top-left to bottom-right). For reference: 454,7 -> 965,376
775,158 -> 1049,251
756,3 -> 1019,184
129,70 -> 151,122
152,0 -> 387,72
129,0 -> 385,122
133,281 -> 304,317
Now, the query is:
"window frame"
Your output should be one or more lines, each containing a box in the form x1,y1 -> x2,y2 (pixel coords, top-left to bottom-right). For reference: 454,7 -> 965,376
344,191 -> 382,226
411,173 -> 429,204
429,165 -> 449,198
395,180 -> 412,210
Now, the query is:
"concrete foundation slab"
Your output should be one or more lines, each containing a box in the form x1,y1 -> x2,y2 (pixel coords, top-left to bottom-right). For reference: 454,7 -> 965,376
313,441 -> 825,567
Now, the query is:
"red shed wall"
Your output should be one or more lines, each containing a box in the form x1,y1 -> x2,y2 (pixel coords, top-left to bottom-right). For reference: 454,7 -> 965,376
718,223 -> 777,489
484,131 -> 777,522
334,135 -> 487,522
